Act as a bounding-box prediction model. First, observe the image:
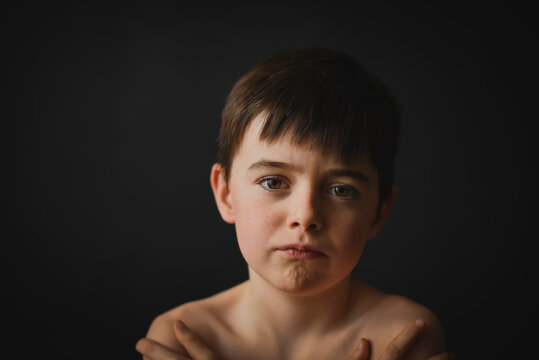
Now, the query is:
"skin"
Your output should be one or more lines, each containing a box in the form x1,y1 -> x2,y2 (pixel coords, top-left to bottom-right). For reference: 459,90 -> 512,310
136,319 -> 455,360
138,114 -> 447,359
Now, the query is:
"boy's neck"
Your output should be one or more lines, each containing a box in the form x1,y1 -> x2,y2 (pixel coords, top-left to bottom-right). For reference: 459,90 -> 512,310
239,268 -> 355,340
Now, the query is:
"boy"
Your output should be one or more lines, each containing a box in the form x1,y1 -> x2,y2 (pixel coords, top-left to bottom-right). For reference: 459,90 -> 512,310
136,48 -> 449,360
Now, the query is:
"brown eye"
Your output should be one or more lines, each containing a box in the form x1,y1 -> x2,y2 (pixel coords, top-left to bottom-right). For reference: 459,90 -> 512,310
266,178 -> 282,189
258,177 -> 287,191
334,186 -> 349,197
329,185 -> 358,199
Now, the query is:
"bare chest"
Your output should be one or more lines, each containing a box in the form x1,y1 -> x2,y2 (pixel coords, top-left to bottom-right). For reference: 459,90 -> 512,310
210,328 -> 362,360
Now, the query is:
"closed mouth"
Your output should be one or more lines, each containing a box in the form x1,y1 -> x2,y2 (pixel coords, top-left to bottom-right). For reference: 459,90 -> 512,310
277,245 -> 326,258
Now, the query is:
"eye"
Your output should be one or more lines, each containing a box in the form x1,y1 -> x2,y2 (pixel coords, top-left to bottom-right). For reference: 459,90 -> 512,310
257,176 -> 288,191
328,185 -> 359,199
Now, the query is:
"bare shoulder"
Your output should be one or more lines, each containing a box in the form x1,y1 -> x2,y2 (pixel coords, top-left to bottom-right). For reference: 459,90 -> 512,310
145,300 -> 208,353
370,293 -> 447,359
146,282 -> 246,353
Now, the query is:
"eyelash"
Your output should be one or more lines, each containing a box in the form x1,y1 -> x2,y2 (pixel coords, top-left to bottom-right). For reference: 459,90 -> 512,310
256,177 -> 360,199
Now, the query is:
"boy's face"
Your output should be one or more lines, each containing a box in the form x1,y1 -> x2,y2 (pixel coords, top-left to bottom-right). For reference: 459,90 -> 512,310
211,114 -> 394,295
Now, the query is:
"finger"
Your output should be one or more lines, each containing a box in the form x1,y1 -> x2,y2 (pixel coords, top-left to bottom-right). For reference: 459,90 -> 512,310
431,352 -> 456,360
345,338 -> 370,360
427,351 -> 455,360
136,337 -> 190,360
381,319 -> 426,360
174,320 -> 220,360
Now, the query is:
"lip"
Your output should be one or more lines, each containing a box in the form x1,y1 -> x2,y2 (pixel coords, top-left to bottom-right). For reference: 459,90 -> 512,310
276,244 -> 326,259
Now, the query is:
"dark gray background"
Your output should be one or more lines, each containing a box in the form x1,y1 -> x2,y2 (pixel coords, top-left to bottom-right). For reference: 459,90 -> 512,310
3,2 -> 536,359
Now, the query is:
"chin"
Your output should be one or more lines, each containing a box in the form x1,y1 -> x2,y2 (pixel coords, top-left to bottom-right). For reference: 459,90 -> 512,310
271,265 -> 334,296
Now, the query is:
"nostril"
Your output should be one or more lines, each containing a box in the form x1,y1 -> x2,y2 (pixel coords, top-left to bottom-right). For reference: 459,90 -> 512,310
308,222 -> 321,231
290,220 -> 321,231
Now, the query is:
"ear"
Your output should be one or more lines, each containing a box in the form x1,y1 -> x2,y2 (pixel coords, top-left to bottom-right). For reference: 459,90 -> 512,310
210,163 -> 235,224
369,186 -> 397,239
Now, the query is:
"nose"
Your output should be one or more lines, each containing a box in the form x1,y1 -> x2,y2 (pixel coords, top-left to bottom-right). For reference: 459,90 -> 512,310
287,187 -> 323,232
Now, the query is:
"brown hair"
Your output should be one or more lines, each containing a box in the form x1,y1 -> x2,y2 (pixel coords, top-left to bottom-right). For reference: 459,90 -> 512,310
217,47 -> 400,204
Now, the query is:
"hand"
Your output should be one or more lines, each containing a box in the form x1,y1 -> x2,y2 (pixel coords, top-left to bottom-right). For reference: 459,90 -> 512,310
136,320 -> 221,360
346,319 -> 455,360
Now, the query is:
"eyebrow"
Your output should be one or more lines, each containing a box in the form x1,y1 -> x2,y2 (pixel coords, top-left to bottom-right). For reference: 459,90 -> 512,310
328,169 -> 370,184
248,160 -> 292,172
247,159 -> 370,184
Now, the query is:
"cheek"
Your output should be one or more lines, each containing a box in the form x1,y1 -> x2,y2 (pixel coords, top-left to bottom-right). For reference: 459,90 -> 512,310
234,195 -> 284,257
333,212 -> 371,255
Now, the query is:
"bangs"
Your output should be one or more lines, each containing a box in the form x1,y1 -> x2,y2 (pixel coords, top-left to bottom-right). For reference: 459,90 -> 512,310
255,60 -> 393,167
258,95 -> 375,165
